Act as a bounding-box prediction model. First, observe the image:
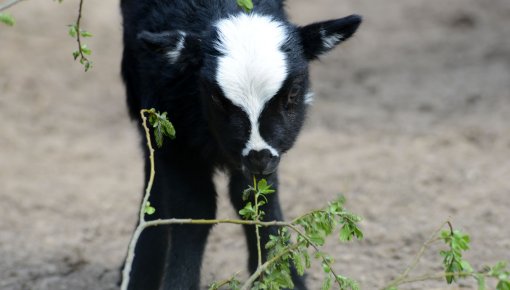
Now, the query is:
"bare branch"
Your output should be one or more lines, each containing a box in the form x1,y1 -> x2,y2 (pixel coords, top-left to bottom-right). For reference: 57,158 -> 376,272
253,176 -> 263,269
0,0 -> 25,12
383,221 -> 449,289
120,109 -> 158,290
389,271 -> 477,287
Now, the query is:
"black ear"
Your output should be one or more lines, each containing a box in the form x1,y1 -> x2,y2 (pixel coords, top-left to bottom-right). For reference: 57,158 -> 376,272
299,14 -> 362,60
137,30 -> 202,65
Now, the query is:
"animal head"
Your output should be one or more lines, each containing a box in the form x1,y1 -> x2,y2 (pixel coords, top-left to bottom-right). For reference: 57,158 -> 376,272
138,13 -> 362,176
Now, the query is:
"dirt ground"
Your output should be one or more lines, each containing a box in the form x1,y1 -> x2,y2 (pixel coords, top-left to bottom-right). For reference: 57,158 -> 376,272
1,0 -> 509,289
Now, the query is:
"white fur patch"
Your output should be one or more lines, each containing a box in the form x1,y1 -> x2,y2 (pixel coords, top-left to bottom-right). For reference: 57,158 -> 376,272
166,31 -> 186,64
215,14 -> 288,157
304,91 -> 314,104
320,29 -> 343,50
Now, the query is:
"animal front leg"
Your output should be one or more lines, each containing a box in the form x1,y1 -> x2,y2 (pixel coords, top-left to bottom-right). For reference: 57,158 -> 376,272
153,157 -> 217,290
125,158 -> 170,290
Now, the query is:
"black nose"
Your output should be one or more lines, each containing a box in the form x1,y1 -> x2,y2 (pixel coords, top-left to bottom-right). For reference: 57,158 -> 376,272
243,149 -> 279,175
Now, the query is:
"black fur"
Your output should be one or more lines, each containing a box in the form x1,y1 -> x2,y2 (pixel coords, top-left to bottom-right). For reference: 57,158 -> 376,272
120,1 -> 361,289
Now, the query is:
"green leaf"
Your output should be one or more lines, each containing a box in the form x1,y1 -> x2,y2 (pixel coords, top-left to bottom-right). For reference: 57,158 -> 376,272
336,275 -> 360,290
497,280 -> 510,290
161,119 -> 176,139
265,235 -> 278,250
460,260 -> 473,273
81,44 -> 92,55
0,13 -> 15,26
80,30 -> 93,37
144,201 -> 156,215
68,25 -> 77,37
257,179 -> 275,195
154,126 -> 163,148
72,51 -> 80,60
491,261 -> 508,276
84,61 -> 92,72
146,110 -> 176,147
239,202 -> 255,219
339,224 -> 353,241
321,274 -> 332,290
309,233 -> 325,246
475,274 -> 486,290
303,250 -> 311,269
236,0 -> 253,12
445,270 -> 454,284
242,187 -> 253,201
292,251 -> 305,276
353,226 -> 364,240
322,261 -> 331,273
148,113 -> 158,126
229,277 -> 241,290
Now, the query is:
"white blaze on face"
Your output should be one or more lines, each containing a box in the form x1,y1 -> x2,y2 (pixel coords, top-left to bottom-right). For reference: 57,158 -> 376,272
215,14 -> 288,157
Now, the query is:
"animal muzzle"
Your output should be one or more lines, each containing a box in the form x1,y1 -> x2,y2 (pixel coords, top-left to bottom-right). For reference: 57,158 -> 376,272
242,149 -> 280,176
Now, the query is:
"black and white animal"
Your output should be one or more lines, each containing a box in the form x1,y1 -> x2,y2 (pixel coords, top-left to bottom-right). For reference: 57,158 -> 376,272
120,0 -> 361,289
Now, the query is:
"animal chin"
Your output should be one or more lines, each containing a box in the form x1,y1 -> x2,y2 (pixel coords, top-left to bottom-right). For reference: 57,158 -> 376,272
241,164 -> 277,179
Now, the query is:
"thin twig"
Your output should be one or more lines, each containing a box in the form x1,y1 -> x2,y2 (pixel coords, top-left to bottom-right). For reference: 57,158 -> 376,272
209,272 -> 241,290
120,109 -> 157,290
383,221 -> 449,289
392,271 -> 476,286
138,110 -> 156,224
447,221 -> 454,235
143,218 -> 290,228
253,176 -> 263,269
74,0 -> 88,64
0,0 -> 25,12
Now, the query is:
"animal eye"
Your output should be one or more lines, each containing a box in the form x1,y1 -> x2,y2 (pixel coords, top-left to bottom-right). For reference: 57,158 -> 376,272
285,84 -> 301,110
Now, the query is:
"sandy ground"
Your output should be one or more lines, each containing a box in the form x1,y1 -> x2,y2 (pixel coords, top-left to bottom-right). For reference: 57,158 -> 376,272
1,0 -> 509,289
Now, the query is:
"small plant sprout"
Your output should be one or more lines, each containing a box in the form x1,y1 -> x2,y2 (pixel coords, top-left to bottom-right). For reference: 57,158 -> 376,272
144,201 -> 155,216
440,225 -> 473,284
146,108 -> 176,148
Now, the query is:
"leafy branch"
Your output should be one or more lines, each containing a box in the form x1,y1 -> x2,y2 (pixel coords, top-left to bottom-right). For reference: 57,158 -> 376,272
232,182 -> 363,290
384,221 -> 510,290
2,0 -> 252,67
1,0 -> 94,71
120,108 -> 363,290
69,0 -> 93,71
